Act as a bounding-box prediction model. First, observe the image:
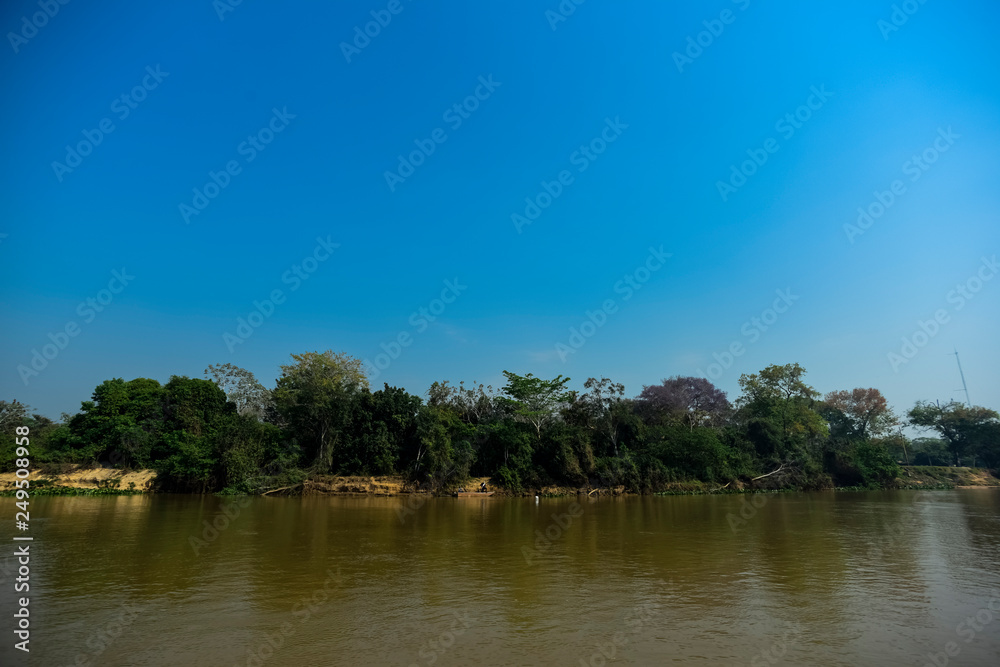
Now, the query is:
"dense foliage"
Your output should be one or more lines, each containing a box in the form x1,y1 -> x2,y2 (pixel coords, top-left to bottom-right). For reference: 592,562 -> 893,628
3,352 -> 998,493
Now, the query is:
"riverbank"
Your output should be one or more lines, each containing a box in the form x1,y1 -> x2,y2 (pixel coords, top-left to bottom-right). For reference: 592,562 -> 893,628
2,465 -> 998,496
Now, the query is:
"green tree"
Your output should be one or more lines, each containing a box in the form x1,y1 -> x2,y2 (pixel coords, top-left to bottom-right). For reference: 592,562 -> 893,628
909,437 -> 951,466
342,384 -> 422,475
152,376 -> 235,490
413,405 -> 475,487
0,402 -> 66,472
272,351 -> 368,471
579,377 -> 633,457
822,388 -> 896,441
215,415 -> 283,493
647,424 -> 731,482
909,401 -> 1000,466
500,371 -> 572,441
56,378 -> 166,467
427,380 -> 506,425
736,363 -> 828,465
0,400 -> 30,433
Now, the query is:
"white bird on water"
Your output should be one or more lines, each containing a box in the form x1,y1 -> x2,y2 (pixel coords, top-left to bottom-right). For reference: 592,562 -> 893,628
535,494 -> 539,504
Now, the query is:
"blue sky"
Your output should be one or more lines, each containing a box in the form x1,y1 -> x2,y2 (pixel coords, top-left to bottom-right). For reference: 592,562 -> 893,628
2,0 -> 998,422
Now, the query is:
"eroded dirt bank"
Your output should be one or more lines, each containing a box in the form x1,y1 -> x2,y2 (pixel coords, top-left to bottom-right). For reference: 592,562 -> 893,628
2,466 -> 997,495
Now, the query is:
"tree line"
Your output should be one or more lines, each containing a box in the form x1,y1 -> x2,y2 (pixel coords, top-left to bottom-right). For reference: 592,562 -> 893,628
2,351 -> 998,493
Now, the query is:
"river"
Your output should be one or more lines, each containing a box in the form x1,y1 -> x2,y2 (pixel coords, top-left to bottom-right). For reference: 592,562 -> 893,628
2,489 -> 999,666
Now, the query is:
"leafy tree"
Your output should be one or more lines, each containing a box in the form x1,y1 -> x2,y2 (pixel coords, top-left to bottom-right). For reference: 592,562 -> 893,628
647,424 -> 731,482
536,421 -> 593,486
413,405 -> 476,487
736,363 -> 828,463
972,421 -> 1000,468
577,377 -> 634,457
427,380 -> 506,425
162,376 -> 233,434
150,377 -> 235,490
500,371 -> 572,441
272,351 -> 368,471
56,378 -> 167,467
879,431 -> 912,465
0,402 -> 66,472
341,384 -> 422,475
908,401 -> 1000,466
215,415 -> 282,492
478,420 -> 534,478
826,439 -> 901,488
852,441 -> 902,487
205,363 -> 272,420
909,437 -> 951,466
636,376 -> 731,429
823,388 -> 895,441
0,400 -> 30,432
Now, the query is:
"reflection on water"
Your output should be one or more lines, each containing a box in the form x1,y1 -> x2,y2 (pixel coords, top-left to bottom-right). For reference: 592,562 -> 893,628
1,490 -> 999,666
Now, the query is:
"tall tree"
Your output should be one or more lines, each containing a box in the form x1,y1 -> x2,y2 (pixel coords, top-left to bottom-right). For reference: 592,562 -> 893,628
823,388 -> 895,441
908,401 -> 1000,466
427,380 -> 505,425
60,378 -> 166,466
0,400 -> 30,433
205,363 -> 272,420
736,363 -> 828,462
636,376 -> 730,429
500,371 -> 572,441
272,351 -> 368,471
580,377 -> 632,456
342,384 -> 422,475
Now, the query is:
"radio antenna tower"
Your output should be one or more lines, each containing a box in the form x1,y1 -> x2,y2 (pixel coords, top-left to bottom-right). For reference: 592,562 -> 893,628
952,348 -> 971,407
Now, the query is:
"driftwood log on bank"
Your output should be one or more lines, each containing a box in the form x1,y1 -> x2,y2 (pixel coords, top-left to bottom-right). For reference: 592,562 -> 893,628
751,464 -> 787,482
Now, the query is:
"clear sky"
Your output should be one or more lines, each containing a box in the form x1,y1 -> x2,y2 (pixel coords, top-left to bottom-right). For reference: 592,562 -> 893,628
2,0 -> 998,423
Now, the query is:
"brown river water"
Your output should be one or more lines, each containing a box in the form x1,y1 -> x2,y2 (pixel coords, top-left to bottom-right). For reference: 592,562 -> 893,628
2,489 -> 999,666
